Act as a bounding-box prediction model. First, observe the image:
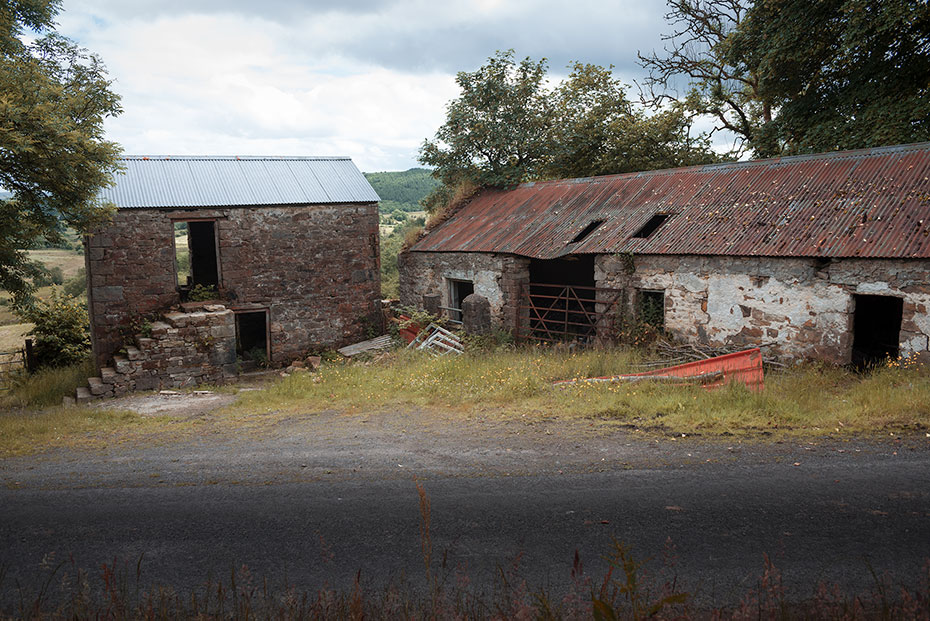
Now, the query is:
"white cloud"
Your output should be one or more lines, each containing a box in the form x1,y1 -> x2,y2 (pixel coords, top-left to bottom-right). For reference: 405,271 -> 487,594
56,1 -> 698,171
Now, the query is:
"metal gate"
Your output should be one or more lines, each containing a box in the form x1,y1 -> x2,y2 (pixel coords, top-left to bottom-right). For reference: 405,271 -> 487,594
515,282 -> 626,343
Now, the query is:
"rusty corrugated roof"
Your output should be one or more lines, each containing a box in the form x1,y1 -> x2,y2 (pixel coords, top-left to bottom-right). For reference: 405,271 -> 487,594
410,143 -> 930,259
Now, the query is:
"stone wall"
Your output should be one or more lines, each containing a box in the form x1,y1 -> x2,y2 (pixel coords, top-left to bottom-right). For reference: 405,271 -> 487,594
82,305 -> 236,400
400,250 -> 930,363
87,203 -> 380,370
596,255 -> 930,363
398,251 -> 529,330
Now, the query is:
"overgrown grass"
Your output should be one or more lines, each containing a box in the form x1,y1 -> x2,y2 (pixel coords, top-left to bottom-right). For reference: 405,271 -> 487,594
232,347 -> 930,434
0,405 -> 142,457
0,357 -> 96,410
0,358 -> 143,456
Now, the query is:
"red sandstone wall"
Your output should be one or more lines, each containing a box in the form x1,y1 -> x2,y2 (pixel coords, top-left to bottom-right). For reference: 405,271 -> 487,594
86,204 -> 380,370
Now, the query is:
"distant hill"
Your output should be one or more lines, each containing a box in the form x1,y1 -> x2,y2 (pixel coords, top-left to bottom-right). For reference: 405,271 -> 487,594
364,168 -> 438,213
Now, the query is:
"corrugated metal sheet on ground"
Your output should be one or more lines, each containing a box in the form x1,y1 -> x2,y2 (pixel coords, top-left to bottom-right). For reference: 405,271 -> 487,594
102,156 -> 380,208
411,142 -> 930,259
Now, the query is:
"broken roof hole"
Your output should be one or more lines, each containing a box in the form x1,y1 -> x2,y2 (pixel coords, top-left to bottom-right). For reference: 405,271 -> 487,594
632,214 -> 671,239
569,219 -> 604,244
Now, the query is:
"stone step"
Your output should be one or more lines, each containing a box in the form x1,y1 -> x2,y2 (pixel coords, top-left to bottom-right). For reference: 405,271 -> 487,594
126,345 -> 142,361
113,355 -> 131,374
87,376 -> 109,396
100,366 -> 117,384
75,386 -> 92,404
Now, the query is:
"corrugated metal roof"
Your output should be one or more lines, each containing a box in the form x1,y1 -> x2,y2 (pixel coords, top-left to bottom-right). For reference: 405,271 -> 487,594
410,143 -> 930,259
102,156 -> 380,208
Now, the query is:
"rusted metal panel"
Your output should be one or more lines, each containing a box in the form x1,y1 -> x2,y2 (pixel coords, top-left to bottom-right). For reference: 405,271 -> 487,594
411,143 -> 930,259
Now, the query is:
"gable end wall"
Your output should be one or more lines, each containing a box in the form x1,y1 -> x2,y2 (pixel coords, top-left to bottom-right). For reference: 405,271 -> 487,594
87,203 -> 380,370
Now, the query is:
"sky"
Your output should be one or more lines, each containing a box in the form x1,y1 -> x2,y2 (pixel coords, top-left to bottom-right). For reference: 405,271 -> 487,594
57,1 -> 683,173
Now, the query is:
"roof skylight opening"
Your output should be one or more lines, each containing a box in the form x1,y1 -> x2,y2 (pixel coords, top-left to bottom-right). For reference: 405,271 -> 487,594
569,219 -> 604,244
632,214 -> 671,239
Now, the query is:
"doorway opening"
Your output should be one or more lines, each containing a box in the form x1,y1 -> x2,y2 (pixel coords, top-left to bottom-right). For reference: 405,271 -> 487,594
446,279 -> 474,323
526,255 -> 597,340
851,294 -> 902,368
174,220 -> 219,293
236,310 -> 269,368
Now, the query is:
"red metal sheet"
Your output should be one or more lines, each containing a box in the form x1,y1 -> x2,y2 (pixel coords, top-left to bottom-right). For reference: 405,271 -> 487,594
411,143 -> 930,259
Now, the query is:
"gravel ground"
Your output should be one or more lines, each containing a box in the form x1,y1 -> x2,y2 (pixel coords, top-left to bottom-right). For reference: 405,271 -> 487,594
1,390 -> 929,612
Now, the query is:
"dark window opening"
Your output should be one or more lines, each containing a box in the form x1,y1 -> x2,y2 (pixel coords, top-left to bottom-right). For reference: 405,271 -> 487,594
852,294 -> 902,369
569,220 -> 604,244
637,290 -> 665,329
236,310 -> 269,368
632,214 -> 671,239
446,279 -> 474,323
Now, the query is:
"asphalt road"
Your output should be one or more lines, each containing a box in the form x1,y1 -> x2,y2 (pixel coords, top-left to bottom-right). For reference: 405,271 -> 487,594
1,407 -> 929,611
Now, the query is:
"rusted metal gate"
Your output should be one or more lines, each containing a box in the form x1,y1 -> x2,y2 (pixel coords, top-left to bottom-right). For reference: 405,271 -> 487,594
515,282 -> 626,343
0,347 -> 26,391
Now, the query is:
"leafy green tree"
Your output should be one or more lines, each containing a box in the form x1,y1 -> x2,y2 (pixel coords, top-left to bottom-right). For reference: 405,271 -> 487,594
420,51 -> 721,212
729,0 -> 930,154
0,0 -> 122,302
419,50 -> 553,210
546,62 -> 720,178
642,0 -> 930,157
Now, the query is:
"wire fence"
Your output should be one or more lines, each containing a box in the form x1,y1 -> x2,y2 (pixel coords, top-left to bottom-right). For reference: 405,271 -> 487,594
0,346 -> 26,391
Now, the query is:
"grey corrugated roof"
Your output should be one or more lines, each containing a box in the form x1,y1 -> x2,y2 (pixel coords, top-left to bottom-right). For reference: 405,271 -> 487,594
102,156 -> 380,208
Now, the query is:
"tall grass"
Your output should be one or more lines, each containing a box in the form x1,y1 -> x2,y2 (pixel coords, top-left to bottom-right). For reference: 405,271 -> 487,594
0,357 -> 95,410
232,347 -> 930,434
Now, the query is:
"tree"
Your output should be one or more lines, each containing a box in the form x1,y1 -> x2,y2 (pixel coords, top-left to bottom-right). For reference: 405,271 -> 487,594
419,51 -> 721,212
418,50 -> 553,210
642,0 -> 930,157
639,0 -> 769,155
0,0 -> 122,302
728,0 -> 930,154
546,62 -> 720,178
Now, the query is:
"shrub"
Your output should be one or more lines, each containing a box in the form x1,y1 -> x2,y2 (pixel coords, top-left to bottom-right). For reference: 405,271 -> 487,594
15,292 -> 91,368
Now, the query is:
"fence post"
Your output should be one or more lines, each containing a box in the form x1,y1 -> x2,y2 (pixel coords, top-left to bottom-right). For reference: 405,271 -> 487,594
24,338 -> 35,373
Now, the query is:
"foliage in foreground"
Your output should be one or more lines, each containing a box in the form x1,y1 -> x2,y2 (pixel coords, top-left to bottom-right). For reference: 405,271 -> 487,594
3,515 -> 928,620
237,347 -> 930,434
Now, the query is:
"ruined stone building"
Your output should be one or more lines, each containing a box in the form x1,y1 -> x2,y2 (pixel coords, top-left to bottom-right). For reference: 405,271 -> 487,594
81,156 -> 379,398
400,143 -> 930,365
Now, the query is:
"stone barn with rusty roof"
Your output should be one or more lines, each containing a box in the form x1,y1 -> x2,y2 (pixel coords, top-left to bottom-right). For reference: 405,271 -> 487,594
400,143 -> 930,366
80,156 -> 380,399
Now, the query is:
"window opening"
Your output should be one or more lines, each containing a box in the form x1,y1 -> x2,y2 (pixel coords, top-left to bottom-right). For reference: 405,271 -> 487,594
569,220 -> 604,244
632,214 -> 671,239
445,279 -> 474,323
851,294 -> 902,369
637,290 -> 665,329
236,310 -> 269,369
188,221 -> 219,289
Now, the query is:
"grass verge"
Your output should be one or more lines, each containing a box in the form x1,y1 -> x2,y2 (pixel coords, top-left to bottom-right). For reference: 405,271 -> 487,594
230,347 -> 930,435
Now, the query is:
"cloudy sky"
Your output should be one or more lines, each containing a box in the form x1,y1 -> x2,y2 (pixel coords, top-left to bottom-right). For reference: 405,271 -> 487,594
57,1 -> 678,173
